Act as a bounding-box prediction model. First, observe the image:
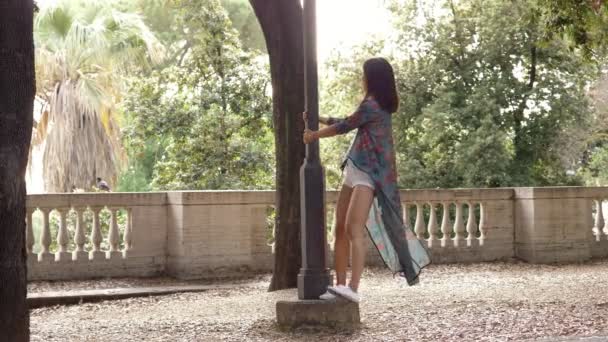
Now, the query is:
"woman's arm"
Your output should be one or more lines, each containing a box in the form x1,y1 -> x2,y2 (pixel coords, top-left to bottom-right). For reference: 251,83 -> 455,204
303,125 -> 338,144
319,116 -> 341,125
307,114 -> 339,126
303,101 -> 376,144
302,113 -> 340,143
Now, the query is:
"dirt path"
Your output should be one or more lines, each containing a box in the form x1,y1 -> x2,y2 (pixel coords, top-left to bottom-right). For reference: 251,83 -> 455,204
30,261 -> 608,341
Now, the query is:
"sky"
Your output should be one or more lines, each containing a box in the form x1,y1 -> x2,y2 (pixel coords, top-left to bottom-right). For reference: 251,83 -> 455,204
316,0 -> 392,62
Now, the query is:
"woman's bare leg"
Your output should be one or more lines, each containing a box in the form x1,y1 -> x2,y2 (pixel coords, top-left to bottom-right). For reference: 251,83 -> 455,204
346,185 -> 374,292
334,185 -> 353,286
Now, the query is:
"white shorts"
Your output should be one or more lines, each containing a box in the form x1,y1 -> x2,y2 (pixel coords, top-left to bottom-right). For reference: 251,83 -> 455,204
343,160 -> 375,190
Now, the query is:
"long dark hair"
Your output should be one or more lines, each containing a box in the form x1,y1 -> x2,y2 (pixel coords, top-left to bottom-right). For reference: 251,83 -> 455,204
363,57 -> 399,113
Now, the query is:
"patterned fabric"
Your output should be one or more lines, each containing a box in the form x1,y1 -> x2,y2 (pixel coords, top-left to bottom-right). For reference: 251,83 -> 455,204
331,99 -> 431,285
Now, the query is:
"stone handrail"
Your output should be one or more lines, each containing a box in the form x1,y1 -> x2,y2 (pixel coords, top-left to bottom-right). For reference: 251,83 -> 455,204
24,187 -> 608,281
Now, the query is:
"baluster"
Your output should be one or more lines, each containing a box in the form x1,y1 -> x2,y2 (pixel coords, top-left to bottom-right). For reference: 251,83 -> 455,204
440,202 -> 452,247
89,207 -> 104,260
269,207 -> 276,254
327,203 -> 336,246
38,208 -> 53,262
595,199 -> 605,241
55,208 -> 70,261
403,203 -> 411,231
124,208 -> 133,253
466,202 -> 478,247
26,208 -> 35,258
107,208 -> 121,260
603,201 -> 608,237
414,202 -> 425,239
427,202 -> 438,247
453,202 -> 465,247
479,202 -> 486,246
325,203 -> 335,264
73,207 -> 87,260
109,208 -> 119,251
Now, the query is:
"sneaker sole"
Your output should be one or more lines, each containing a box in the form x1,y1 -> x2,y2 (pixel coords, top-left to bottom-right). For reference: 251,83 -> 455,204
319,293 -> 336,300
328,287 -> 360,303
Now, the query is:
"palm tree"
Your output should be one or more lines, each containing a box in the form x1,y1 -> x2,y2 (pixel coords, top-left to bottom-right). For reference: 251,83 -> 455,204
33,0 -> 163,192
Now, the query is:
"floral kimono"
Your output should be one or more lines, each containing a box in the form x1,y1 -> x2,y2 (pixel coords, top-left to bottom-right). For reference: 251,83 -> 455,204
329,99 -> 431,285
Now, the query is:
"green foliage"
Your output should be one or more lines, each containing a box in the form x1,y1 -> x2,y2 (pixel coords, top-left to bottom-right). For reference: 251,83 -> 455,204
321,0 -> 597,189
116,137 -> 161,192
535,0 -> 608,59
112,0 -> 603,191
120,0 -> 274,191
221,0 -> 266,52
582,143 -> 608,185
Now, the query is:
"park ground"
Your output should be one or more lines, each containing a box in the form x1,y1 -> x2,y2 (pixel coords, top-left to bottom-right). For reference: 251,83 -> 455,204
29,260 -> 608,341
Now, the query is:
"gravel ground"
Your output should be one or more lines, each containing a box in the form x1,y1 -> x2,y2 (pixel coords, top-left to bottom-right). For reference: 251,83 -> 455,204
30,260 -> 608,342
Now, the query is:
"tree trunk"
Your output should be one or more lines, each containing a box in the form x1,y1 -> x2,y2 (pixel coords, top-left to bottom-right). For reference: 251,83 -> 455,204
249,0 -> 305,291
0,0 -> 35,340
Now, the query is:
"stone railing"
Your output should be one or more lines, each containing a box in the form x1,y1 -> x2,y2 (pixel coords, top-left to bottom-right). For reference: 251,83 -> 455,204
26,193 -> 167,280
325,188 -> 513,265
24,187 -> 608,281
513,187 -> 608,262
401,188 -> 513,263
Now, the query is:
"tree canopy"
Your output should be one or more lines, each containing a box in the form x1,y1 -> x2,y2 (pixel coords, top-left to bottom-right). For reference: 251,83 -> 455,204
320,0 -> 600,189
29,0 -> 608,193
119,0 -> 273,191
536,0 -> 608,59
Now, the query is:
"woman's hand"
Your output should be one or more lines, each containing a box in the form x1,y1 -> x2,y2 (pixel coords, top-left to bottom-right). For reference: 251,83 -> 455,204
304,111 -> 332,126
303,129 -> 317,144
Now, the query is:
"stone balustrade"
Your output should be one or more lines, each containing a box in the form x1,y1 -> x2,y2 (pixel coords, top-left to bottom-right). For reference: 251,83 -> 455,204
26,193 -> 167,280
24,187 -> 608,281
513,187 -> 608,262
325,188 -> 513,266
401,188 -> 513,263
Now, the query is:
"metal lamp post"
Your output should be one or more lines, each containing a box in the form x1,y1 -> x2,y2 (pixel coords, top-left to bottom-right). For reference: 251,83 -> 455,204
298,0 -> 331,300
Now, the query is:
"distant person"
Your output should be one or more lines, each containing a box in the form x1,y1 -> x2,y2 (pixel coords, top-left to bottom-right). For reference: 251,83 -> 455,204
96,177 -> 111,192
302,58 -> 431,303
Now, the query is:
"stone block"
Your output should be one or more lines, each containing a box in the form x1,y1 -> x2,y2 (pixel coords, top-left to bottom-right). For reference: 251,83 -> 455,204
27,253 -> 36,262
89,251 -> 105,261
592,240 -> 608,258
514,187 -> 593,263
166,191 -> 275,278
38,252 -> 54,263
55,252 -> 71,262
72,251 -> 88,261
276,298 -> 360,329
106,251 -> 123,261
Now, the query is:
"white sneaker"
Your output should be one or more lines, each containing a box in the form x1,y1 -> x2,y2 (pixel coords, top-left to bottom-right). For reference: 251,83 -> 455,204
328,285 -> 360,303
319,290 -> 336,300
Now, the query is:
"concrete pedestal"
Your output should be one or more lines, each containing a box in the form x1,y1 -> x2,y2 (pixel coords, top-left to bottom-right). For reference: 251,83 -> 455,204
514,188 -> 593,263
276,298 -> 360,329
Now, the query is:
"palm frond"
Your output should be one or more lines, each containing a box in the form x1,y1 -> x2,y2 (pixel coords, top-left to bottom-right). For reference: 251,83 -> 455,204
32,110 -> 50,146
32,0 -> 165,192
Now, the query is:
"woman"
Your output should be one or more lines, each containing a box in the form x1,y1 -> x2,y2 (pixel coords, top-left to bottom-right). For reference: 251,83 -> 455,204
303,57 -> 431,303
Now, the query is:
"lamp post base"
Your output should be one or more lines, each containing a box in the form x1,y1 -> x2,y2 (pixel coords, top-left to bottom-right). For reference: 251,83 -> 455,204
276,298 -> 360,330
297,268 -> 331,300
